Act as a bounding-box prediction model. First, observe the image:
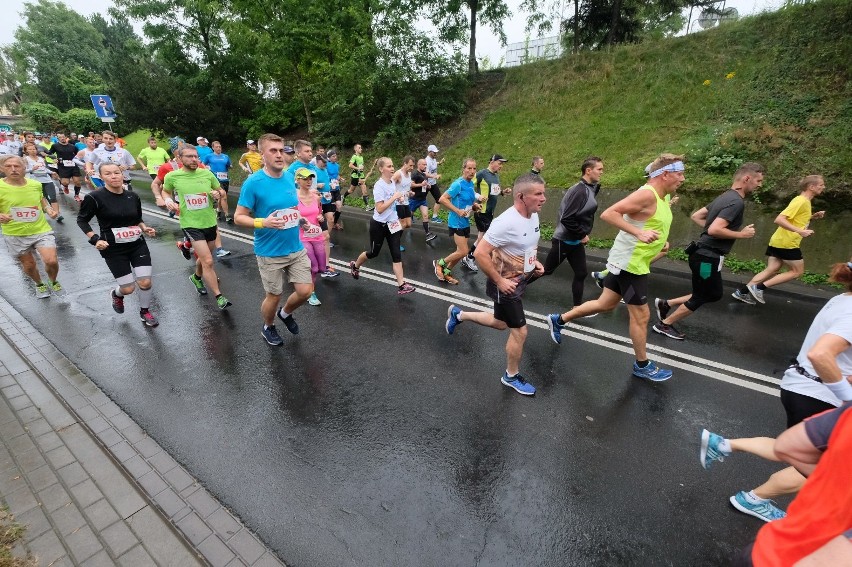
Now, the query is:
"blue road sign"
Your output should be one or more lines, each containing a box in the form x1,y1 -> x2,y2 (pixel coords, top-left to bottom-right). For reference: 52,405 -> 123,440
90,95 -> 117,119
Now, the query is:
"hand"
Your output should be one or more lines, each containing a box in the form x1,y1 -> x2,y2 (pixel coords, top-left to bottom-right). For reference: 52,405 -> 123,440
636,229 -> 659,243
669,195 -> 680,206
661,241 -> 670,253
154,196 -> 165,208
212,189 -> 222,200
0,214 -> 10,224
143,227 -> 156,237
265,212 -> 285,229
472,202 -> 482,213
812,210 -> 826,219
581,235 -> 590,244
460,209 -> 471,218
739,224 -> 756,238
95,240 -> 109,251
496,277 -> 518,295
165,200 -> 179,212
799,228 -> 814,238
47,207 -> 58,219
532,261 -> 544,277
501,186 -> 513,195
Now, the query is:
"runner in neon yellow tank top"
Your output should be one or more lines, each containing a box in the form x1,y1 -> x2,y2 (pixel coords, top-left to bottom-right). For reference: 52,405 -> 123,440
547,154 -> 685,382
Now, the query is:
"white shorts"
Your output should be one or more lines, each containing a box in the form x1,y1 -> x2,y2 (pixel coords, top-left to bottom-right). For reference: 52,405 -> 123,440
4,232 -> 56,257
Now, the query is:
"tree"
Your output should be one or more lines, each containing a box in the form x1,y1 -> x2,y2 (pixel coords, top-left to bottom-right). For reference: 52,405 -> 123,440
0,48 -> 24,112
429,0 -> 512,74
21,102 -> 63,132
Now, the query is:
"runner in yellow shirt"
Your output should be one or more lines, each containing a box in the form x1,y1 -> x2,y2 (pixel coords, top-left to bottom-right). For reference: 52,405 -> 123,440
239,139 -> 263,174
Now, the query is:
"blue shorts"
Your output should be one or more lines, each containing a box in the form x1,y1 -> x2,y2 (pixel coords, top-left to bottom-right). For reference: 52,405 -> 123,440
409,198 -> 428,211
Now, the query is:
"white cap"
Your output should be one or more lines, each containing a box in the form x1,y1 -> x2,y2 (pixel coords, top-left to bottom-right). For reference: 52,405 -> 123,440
196,136 -> 207,142
427,144 -> 439,153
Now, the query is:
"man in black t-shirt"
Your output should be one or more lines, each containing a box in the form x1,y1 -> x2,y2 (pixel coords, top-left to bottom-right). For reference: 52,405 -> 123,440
652,162 -> 763,340
47,133 -> 82,198
409,158 -> 437,241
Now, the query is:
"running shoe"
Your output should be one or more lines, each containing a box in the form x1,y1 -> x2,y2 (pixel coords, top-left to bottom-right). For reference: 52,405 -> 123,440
215,248 -> 231,258
431,216 -> 443,224
591,271 -> 605,289
216,295 -> 232,310
729,492 -> 786,522
189,274 -> 207,295
75,195 -> 83,203
425,232 -> 437,242
461,255 -> 478,272
546,313 -> 564,344
217,210 -> 224,221
277,309 -> 299,334
731,289 -> 756,305
49,280 -> 62,293
261,325 -> 284,346
308,292 -> 321,306
399,245 -> 405,252
365,205 -> 375,212
443,272 -> 459,285
225,216 -> 234,224
35,283 -> 50,299
111,290 -> 125,313
654,298 -> 670,321
445,304 -> 462,335
746,284 -> 765,304
139,310 -> 158,327
433,259 -> 445,282
652,322 -> 685,340
349,260 -> 360,280
177,241 -> 192,260
320,270 -> 340,278
632,361 -> 672,381
329,242 -> 336,248
397,282 -> 415,295
63,186 -> 70,194
699,429 -> 731,470
501,372 -> 536,396
56,215 -> 64,223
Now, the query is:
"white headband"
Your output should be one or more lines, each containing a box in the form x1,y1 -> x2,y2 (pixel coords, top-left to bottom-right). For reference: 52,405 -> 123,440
649,161 -> 684,178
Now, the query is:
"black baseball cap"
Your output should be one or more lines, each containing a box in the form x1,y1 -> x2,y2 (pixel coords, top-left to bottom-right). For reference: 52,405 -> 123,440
490,154 -> 508,163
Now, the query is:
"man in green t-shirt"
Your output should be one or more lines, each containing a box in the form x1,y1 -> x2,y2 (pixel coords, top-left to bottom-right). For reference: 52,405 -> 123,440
345,143 -> 371,210
136,137 -> 170,179
0,155 -> 61,298
162,146 -> 232,310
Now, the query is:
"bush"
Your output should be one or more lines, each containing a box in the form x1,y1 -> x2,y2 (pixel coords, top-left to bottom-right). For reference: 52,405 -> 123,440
21,102 -> 63,132
62,108 -> 102,134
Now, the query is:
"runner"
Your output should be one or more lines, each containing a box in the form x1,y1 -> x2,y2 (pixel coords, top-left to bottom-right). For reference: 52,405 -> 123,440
327,150 -> 344,230
85,131 -> 135,190
38,135 -> 59,181
546,154 -> 685,382
425,144 -> 444,224
201,141 -> 233,223
533,156 -> 603,308
313,154 -> 338,277
23,143 -> 63,223
233,133 -> 313,346
286,140 -> 318,180
74,137 -> 97,190
0,155 -> 61,298
652,163 -> 762,340
136,137 -> 170,180
238,140 -> 263,174
433,158 -> 480,285
77,163 -> 159,327
531,156 -> 544,176
348,157 -> 415,295
345,143 -> 370,211
162,145 -> 232,311
463,154 -> 510,272
195,137 -> 213,161
733,175 -> 826,305
295,167 -> 327,305
46,133 -> 82,198
408,158 -> 436,242
444,173 -> 546,396
699,258 -> 852,523
391,155 -> 415,251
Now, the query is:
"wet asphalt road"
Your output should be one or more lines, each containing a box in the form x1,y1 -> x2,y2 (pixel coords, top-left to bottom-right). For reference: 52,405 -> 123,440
0,188 -> 830,566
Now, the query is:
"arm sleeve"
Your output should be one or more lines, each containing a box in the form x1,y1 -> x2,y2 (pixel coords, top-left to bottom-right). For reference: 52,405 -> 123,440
76,194 -> 98,234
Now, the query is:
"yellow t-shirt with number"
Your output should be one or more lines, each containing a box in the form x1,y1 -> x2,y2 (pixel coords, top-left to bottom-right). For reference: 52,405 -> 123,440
768,195 -> 811,249
0,178 -> 52,236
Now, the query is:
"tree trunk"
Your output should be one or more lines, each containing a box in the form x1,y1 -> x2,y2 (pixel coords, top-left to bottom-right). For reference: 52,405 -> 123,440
607,0 -> 621,46
573,0 -> 579,53
468,0 -> 479,75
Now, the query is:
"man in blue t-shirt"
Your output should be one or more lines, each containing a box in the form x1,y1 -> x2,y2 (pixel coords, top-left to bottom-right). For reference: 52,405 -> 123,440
195,137 -> 213,161
433,158 -> 481,285
326,150 -> 344,229
234,133 -> 312,347
202,141 -> 233,223
285,139 -> 319,189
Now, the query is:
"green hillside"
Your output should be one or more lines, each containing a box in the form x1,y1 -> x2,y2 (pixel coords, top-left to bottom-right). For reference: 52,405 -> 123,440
429,0 -> 851,198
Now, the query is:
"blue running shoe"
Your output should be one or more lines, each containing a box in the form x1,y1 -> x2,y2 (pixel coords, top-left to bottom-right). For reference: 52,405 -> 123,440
501,372 -> 536,396
546,313 -> 563,344
261,325 -> 284,346
431,216 -> 444,224
446,304 -> 462,335
729,491 -> 786,522
700,429 -> 731,469
399,245 -> 405,251
632,360 -> 672,381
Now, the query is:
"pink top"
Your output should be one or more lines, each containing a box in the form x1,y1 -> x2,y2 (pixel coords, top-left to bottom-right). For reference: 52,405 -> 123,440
296,194 -> 324,242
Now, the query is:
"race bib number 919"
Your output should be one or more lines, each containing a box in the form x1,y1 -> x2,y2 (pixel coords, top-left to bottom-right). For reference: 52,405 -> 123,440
273,208 -> 302,230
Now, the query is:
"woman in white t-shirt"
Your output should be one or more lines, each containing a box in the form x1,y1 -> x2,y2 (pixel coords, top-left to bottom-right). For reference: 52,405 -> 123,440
699,258 -> 852,522
24,143 -> 62,223
391,155 -> 415,250
348,157 -> 415,295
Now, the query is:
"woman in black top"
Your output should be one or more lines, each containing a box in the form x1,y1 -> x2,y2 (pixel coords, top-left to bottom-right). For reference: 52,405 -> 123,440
77,163 -> 159,327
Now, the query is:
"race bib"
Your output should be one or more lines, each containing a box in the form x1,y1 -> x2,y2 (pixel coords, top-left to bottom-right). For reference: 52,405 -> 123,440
490,183 -> 501,196
62,160 -> 75,167
10,206 -> 40,223
215,171 -> 228,180
387,219 -> 402,234
524,247 -> 537,273
330,179 -> 339,189
273,208 -> 302,229
322,192 -> 332,201
184,193 -> 209,210
111,226 -> 142,243
302,223 -> 323,237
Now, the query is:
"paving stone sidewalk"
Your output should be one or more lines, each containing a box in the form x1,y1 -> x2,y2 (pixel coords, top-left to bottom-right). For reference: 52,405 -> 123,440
0,295 -> 285,567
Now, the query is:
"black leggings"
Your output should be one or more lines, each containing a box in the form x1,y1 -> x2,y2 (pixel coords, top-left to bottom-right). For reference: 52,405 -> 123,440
684,252 -> 724,311
780,389 -> 836,428
366,219 -> 402,263
542,238 -> 588,306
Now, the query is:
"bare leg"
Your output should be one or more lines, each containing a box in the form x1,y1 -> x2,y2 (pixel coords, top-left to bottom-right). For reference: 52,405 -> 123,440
505,326 -> 528,375
747,256 -> 783,286
559,288 -> 621,321
729,437 -> 779,461
281,283 -> 311,314
261,292 -> 282,326
753,466 -> 806,499
17,252 -> 43,284
626,303 -> 650,361
36,247 -> 59,281
761,259 -> 805,288
391,262 -> 405,286
192,240 -> 221,296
